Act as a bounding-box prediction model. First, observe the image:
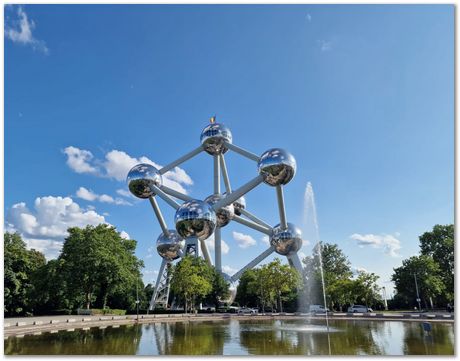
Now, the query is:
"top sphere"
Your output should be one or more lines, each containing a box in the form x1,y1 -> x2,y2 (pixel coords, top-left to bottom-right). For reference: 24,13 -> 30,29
127,163 -> 162,199
174,199 -> 216,240
258,148 -> 296,186
200,123 -> 232,155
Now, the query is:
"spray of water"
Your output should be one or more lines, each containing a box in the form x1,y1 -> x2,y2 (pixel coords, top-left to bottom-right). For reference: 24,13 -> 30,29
303,182 -> 331,355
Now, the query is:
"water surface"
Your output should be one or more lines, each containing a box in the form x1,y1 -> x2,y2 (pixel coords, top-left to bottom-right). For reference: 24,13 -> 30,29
4,319 -> 454,355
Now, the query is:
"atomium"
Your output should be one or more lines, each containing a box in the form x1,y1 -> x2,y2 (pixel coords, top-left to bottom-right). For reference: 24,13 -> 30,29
127,163 -> 162,198
174,199 -> 216,240
126,118 -> 305,312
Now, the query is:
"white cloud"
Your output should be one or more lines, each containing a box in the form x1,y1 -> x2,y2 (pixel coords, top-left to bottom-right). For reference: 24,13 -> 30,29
222,265 -> 238,276
205,236 -> 230,255
351,266 -> 368,275
261,235 -> 270,246
306,13 -> 312,22
76,186 -> 132,206
5,5 -> 48,54
233,231 -> 257,249
318,40 -> 332,52
63,147 -> 193,194
116,188 -> 134,198
6,196 -> 107,259
120,231 -> 130,239
350,233 -> 401,257
63,147 -> 99,175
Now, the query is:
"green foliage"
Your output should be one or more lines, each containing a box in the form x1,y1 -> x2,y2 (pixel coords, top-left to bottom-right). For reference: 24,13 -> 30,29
205,268 -> 230,308
90,308 -> 126,315
235,269 -> 258,308
170,255 -> 213,312
4,232 -> 46,316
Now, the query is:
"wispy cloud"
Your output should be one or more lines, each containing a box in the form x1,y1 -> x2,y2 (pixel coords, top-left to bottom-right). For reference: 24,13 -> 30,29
350,233 -> 402,257
76,186 -> 132,206
306,13 -> 312,22
317,40 -> 332,52
222,265 -> 238,276
5,5 -> 48,54
233,231 -> 257,249
63,146 -> 193,194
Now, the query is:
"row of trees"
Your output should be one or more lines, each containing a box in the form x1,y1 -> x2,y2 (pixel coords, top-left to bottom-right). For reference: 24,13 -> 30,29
391,224 -> 453,309
5,225 -> 149,317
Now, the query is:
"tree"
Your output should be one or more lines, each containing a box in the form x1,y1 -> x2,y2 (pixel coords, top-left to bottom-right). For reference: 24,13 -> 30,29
235,269 -> 259,308
352,271 -> 381,308
205,268 -> 230,309
266,258 -> 301,312
419,224 -> 454,302
4,232 -> 46,316
59,224 -> 144,309
392,255 -> 445,309
170,255 -> 213,312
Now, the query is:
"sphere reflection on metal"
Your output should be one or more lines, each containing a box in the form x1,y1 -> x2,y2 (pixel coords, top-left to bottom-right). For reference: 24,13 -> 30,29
174,199 -> 216,240
220,273 -> 237,305
257,148 -> 296,186
270,222 -> 302,256
223,193 -> 246,216
127,163 -> 162,199
200,123 -> 232,155
204,194 -> 234,227
156,230 -> 185,261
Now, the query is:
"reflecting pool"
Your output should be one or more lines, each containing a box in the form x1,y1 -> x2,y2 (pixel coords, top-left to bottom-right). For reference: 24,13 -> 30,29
4,319 -> 454,355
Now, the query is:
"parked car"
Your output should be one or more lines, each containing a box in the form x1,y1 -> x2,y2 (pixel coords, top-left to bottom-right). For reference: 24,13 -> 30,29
238,307 -> 258,314
309,305 -> 329,313
348,305 -> 372,313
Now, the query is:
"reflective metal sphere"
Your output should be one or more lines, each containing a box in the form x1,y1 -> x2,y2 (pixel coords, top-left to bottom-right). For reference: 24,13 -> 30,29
258,148 -> 296,186
204,194 -> 234,227
223,193 -> 246,216
174,200 -> 216,240
127,163 -> 162,199
156,230 -> 185,261
200,123 -> 232,155
270,222 -> 302,256
220,273 -> 237,305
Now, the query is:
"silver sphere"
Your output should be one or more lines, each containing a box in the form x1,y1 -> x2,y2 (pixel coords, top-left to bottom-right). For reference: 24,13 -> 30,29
204,194 -> 234,227
127,163 -> 162,199
270,222 -> 302,256
220,273 -> 237,305
258,148 -> 296,186
174,199 -> 216,240
223,192 -> 246,216
156,230 -> 185,261
200,123 -> 232,155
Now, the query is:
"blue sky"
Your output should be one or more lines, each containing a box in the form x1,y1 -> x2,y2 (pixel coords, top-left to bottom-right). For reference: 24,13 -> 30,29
5,5 -> 453,295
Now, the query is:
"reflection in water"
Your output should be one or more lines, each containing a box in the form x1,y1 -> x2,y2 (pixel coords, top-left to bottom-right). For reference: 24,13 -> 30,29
4,319 -> 454,356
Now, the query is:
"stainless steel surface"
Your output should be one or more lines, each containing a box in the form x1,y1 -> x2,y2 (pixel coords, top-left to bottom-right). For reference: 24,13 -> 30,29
174,200 -> 216,240
150,184 -> 181,210
232,214 -> 272,235
214,155 -> 221,194
204,194 -> 234,227
219,154 -> 232,193
159,185 -> 194,202
212,175 -> 263,211
127,163 -> 162,199
214,226 -> 222,272
230,246 -> 276,282
224,141 -> 260,162
149,196 -> 170,236
287,253 -> 304,274
276,185 -> 288,230
156,230 -> 185,261
258,148 -> 296,186
200,123 -> 232,155
159,145 -> 204,175
199,238 -> 213,266
270,222 -> 302,256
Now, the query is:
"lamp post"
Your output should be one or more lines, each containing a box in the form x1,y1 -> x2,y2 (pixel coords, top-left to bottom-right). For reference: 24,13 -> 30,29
414,273 -> 422,311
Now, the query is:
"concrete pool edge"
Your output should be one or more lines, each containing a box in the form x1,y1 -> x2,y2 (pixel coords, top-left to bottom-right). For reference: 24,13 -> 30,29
4,313 -> 454,338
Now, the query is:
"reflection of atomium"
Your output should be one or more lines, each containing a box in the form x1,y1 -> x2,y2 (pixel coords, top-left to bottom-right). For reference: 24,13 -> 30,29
126,117 -> 305,311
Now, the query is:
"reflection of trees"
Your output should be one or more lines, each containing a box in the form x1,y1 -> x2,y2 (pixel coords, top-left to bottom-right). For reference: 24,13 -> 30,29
402,322 -> 454,355
4,325 -> 141,355
162,320 -> 228,355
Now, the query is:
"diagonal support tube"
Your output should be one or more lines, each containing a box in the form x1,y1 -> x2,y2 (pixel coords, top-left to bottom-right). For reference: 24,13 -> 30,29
219,154 -> 232,194
160,185 -> 194,202
276,185 -> 288,230
212,175 -> 264,211
148,196 -> 170,237
233,215 -> 273,235
238,208 -> 272,229
287,253 -> 304,275
231,246 -> 276,282
159,145 -> 204,175
225,142 -> 260,162
199,239 -> 213,266
150,185 -> 180,210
